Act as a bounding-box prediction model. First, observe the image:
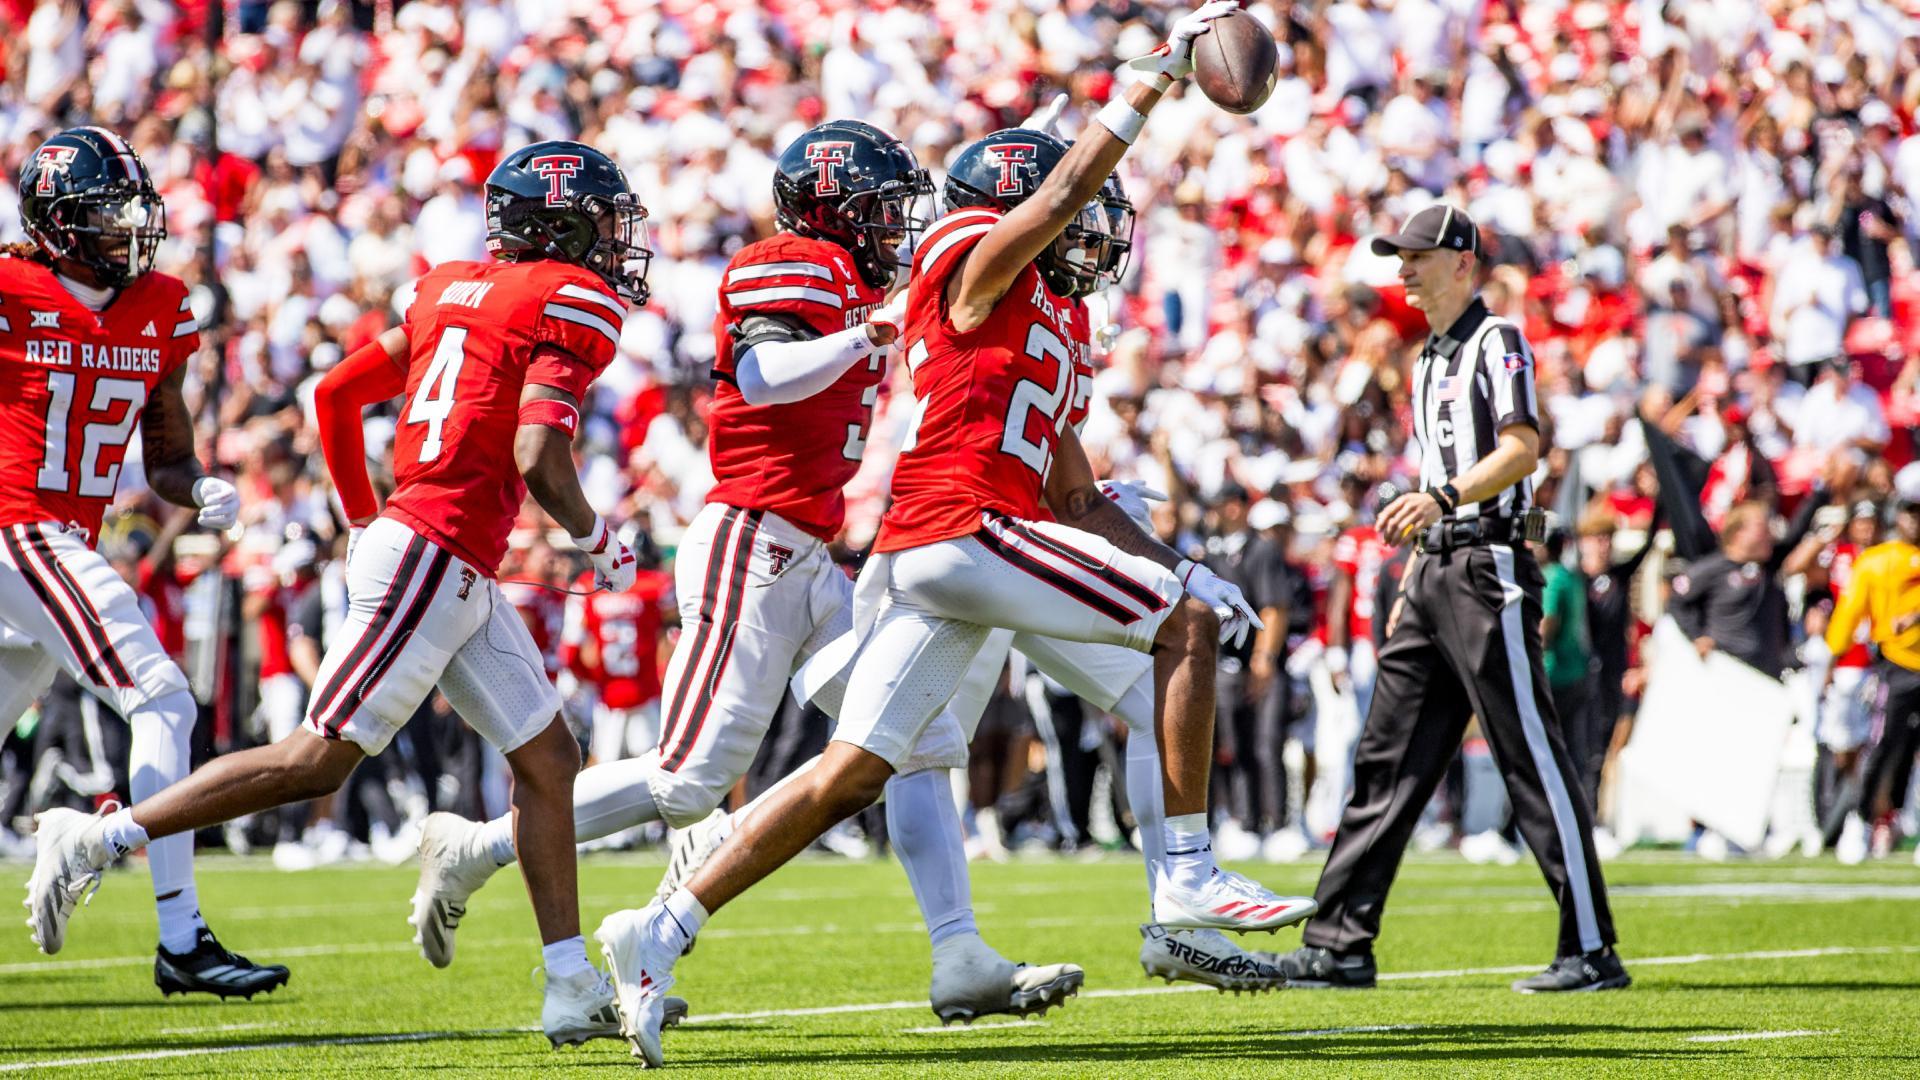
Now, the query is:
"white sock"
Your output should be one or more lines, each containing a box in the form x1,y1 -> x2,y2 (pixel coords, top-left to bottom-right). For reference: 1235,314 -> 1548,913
653,888 -> 708,953
155,886 -> 202,954
573,757 -> 665,839
476,815 -> 516,866
542,935 -> 593,981
1163,812 -> 1216,892
129,690 -> 196,915
101,807 -> 150,859
477,757 -> 668,866
1124,725 -> 1167,910
885,769 -> 978,947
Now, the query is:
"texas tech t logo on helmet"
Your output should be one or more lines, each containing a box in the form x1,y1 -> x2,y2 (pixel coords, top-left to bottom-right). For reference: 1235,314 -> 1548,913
33,146 -> 78,196
989,144 -> 1038,197
804,142 -> 853,196
528,154 -> 584,207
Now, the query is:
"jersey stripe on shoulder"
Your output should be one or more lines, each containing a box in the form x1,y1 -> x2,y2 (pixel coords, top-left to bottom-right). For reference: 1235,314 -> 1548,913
725,284 -> 843,309
726,261 -> 834,287
172,316 -> 197,338
543,302 -> 622,348
915,210 -> 999,276
556,282 -> 625,319
0,315 -> 9,333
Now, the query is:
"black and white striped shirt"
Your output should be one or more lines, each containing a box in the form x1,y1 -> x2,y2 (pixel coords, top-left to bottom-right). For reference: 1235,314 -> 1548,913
1409,297 -> 1539,521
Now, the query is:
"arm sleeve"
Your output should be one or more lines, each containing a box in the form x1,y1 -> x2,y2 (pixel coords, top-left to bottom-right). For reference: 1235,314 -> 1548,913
733,322 -> 879,406
314,337 -> 410,524
1485,324 -> 1540,432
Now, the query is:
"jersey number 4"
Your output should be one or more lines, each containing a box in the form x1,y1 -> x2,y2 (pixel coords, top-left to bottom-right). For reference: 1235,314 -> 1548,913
35,373 -> 147,498
406,327 -> 469,462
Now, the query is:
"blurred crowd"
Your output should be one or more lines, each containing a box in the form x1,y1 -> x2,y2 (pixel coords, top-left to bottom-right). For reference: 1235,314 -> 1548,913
3,0 -> 1919,866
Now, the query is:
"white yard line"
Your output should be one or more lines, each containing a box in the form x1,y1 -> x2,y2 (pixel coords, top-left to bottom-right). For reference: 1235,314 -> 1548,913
5,944 -> 1914,1071
1686,1030 -> 1833,1043
156,1022 -> 285,1037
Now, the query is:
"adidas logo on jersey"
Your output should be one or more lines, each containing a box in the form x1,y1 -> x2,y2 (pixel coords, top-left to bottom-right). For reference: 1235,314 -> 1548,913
142,321 -> 157,337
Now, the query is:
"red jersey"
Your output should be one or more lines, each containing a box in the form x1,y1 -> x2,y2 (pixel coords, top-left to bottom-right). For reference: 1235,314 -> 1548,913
501,575 -> 567,679
1822,542 -> 1872,668
876,209 -> 1084,553
1332,524 -> 1390,645
0,259 -> 199,540
383,260 -> 624,575
256,585 -> 295,680
705,234 -> 887,540
136,560 -> 188,660
565,567 -> 673,709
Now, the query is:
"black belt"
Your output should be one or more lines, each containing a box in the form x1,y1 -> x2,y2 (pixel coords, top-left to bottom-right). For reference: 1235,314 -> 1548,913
1416,512 -> 1542,553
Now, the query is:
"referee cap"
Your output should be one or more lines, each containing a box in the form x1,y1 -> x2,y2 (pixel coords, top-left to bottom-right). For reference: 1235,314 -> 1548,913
1370,204 -> 1479,257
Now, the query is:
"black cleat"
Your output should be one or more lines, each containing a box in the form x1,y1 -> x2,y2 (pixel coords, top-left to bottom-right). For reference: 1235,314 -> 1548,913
1270,945 -> 1377,989
1511,947 -> 1631,993
155,928 -> 291,1000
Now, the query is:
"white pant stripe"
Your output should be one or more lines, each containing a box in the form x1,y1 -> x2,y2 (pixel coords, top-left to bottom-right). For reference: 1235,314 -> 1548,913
1492,545 -> 1602,953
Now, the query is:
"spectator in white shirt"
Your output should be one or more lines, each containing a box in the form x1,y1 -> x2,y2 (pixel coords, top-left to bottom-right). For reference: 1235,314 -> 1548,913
1793,358 -> 1889,457
1770,225 -> 1868,372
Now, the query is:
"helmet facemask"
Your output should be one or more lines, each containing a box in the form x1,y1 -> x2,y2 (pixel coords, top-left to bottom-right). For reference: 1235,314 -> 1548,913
1095,182 -> 1136,289
32,182 -> 166,287
835,168 -> 934,289
1043,201 -> 1112,299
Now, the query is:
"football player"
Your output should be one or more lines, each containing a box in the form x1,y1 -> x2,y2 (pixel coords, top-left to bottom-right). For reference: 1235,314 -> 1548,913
25,140 -> 647,1045
594,5 -> 1317,1065
1,127 -> 285,998
405,118 -> 1089,1024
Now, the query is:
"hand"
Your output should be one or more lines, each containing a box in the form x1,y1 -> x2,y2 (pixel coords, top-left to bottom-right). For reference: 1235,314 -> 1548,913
1384,596 -> 1406,638
191,476 -> 239,530
1094,322 -> 1120,354
1694,636 -> 1715,660
865,289 -> 908,347
1179,560 -> 1265,648
1377,490 -> 1444,547
1124,0 -> 1241,87
1098,478 -> 1168,531
574,517 -> 637,592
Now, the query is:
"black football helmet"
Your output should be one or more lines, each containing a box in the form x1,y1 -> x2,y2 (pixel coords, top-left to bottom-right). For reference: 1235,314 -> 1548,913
773,120 -> 932,290
485,141 -> 652,303
18,127 -> 166,287
943,128 -> 1111,299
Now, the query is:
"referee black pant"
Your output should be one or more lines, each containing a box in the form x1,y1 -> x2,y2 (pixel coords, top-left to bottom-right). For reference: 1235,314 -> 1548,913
1859,659 -> 1920,819
1302,543 -> 1616,960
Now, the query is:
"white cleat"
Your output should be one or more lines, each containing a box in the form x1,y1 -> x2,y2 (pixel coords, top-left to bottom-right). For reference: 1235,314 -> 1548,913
655,809 -> 729,904
409,813 -> 502,968
1152,867 -> 1317,934
1139,924 -> 1287,993
595,905 -> 680,1068
1835,813 -> 1869,866
929,934 -> 1084,1024
543,967 -> 624,1048
24,807 -> 115,955
1458,829 -> 1523,866
1261,826 -> 1312,864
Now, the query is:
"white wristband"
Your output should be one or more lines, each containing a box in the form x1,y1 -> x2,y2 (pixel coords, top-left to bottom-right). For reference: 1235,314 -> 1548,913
572,514 -> 609,555
1095,97 -> 1149,145
1325,646 -> 1349,675
1175,558 -> 1198,587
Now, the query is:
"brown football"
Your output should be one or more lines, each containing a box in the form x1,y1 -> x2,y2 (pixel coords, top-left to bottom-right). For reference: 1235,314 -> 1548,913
1192,10 -> 1279,115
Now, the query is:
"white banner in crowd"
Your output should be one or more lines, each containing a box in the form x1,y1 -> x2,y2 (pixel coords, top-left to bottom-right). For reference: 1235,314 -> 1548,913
1614,618 -> 1797,851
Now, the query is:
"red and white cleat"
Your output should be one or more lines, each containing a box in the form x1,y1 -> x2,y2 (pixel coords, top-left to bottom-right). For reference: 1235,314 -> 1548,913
1152,868 -> 1317,934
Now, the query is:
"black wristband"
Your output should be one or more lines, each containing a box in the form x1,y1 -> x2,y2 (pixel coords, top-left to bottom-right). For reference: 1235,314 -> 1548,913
1430,483 -> 1459,515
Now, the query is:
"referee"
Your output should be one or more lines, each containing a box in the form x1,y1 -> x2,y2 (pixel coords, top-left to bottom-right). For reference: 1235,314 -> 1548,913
1275,205 -> 1626,993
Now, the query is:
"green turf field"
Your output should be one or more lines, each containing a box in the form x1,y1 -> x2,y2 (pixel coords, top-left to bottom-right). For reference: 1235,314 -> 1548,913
3,850 -> 1918,1076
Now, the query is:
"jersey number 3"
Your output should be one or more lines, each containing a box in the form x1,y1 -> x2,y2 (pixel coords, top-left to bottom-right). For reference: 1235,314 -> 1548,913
407,326 -> 469,462
36,373 -> 147,498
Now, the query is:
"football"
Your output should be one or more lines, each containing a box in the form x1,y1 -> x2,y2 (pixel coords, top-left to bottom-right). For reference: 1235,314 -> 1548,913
1192,10 -> 1279,115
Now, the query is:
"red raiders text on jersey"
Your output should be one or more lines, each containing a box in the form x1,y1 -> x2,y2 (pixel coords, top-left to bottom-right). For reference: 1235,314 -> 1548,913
383,259 -> 624,574
0,258 -> 199,541
705,234 -> 886,540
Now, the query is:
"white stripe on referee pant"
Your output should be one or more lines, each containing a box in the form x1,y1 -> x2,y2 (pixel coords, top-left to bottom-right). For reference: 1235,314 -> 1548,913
1491,544 -> 1601,953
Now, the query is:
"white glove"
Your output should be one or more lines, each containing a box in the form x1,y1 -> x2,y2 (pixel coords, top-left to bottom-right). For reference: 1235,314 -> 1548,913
1097,478 -> 1167,532
573,515 -> 637,592
1094,322 -> 1120,355
865,288 -> 908,344
1021,92 -> 1070,135
1124,0 -> 1241,88
1177,558 -> 1264,649
191,476 -> 239,530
